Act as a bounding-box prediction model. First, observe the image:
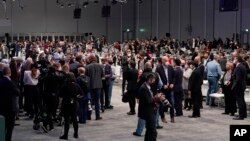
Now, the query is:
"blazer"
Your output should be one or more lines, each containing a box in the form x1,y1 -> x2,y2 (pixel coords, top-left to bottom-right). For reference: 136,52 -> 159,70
156,65 -> 175,85
197,63 -> 205,85
188,67 -> 202,93
232,63 -> 247,91
173,67 -> 183,93
127,68 -> 138,92
0,77 -> 20,115
104,64 -> 113,85
86,62 -> 104,89
138,83 -> 158,120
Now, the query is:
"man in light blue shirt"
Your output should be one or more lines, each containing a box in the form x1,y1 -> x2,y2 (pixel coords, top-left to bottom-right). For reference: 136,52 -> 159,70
206,54 -> 223,106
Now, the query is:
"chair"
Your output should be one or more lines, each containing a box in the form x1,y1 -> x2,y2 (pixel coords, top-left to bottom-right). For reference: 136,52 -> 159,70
245,88 -> 250,110
210,93 -> 224,107
202,80 -> 208,97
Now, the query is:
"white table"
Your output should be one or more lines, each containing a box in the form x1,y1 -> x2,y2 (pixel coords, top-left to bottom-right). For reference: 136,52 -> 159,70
210,93 -> 224,107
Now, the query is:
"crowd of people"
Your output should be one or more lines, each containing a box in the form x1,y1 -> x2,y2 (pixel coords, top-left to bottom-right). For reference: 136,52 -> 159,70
0,36 -> 249,141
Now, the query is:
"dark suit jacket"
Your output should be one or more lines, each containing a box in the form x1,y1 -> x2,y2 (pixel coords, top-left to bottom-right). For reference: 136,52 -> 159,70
173,67 -> 183,93
0,77 -> 20,116
197,63 -> 205,85
232,63 -> 247,91
86,62 -> 104,89
156,65 -> 175,85
121,56 -> 135,73
104,64 -> 113,85
127,68 -> 138,92
138,83 -> 158,120
188,68 -> 201,93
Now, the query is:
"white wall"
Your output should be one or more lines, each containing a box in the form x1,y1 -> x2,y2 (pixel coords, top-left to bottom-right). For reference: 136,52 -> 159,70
0,0 -> 249,42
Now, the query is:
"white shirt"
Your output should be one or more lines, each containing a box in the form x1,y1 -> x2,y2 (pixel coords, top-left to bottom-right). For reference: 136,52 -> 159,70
23,70 -> 40,86
163,66 -> 169,83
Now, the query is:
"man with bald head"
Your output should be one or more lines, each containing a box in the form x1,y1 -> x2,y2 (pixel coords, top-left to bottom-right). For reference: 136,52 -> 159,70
194,55 -> 205,108
206,54 -> 223,106
156,56 -> 175,122
220,62 -> 236,116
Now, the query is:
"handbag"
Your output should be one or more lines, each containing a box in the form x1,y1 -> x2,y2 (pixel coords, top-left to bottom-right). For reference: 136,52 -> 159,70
122,91 -> 129,103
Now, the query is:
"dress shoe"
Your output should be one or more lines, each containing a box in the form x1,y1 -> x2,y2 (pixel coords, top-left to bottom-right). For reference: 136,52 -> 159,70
96,117 -> 103,120
170,118 -> 175,123
156,126 -> 163,129
188,115 -> 200,118
133,132 -> 141,137
74,133 -> 78,138
101,107 -> 105,113
175,114 -> 183,117
221,112 -> 229,115
59,135 -> 68,140
161,118 -> 168,123
105,105 -> 114,109
233,117 -> 244,120
127,112 -> 136,115
14,123 -> 20,126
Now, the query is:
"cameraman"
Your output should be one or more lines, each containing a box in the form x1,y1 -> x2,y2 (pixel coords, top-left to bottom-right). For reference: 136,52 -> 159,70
138,74 -> 165,141
43,63 -> 67,131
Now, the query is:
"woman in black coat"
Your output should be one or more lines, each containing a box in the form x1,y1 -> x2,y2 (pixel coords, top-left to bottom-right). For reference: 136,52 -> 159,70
59,73 -> 84,140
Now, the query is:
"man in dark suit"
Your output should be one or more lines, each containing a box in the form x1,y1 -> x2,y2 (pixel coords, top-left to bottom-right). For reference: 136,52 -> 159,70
156,56 -> 175,122
195,56 -> 205,108
173,59 -> 183,116
0,66 -> 20,141
86,55 -> 104,120
138,74 -> 164,141
127,61 -> 138,115
232,56 -> 247,120
188,61 -> 202,118
102,58 -> 113,110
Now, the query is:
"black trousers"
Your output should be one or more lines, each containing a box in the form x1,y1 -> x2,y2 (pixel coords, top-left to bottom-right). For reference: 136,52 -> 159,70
24,85 -> 41,117
223,86 -> 237,114
174,91 -> 183,115
184,90 -> 192,109
128,91 -> 136,113
2,114 -> 15,141
101,82 -> 111,107
122,72 -> 128,94
145,117 -> 157,141
234,89 -> 247,118
44,93 -> 57,129
62,105 -> 78,137
191,90 -> 201,117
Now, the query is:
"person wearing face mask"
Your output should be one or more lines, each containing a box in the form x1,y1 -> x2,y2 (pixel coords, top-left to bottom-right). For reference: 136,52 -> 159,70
156,56 -> 175,123
121,49 -> 135,95
232,56 -> 247,120
183,62 -> 194,110
188,61 -> 202,118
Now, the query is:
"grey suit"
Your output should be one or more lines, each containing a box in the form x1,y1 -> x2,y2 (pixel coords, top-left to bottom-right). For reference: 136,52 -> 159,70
86,62 -> 104,119
86,62 -> 104,89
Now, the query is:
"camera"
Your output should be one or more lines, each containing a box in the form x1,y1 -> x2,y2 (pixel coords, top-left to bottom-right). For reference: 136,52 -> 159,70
162,99 -> 172,108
